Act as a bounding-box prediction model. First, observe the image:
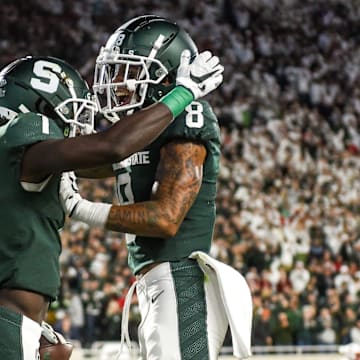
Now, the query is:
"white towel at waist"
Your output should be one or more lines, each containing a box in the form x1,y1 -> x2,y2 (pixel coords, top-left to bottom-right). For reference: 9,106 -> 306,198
190,251 -> 253,359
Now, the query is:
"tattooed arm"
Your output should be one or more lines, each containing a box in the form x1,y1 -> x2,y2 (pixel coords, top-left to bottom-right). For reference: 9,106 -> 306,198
60,139 -> 206,238
106,139 -> 206,238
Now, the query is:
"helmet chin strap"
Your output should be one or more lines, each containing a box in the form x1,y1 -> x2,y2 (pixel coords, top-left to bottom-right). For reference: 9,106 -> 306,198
125,97 -> 137,116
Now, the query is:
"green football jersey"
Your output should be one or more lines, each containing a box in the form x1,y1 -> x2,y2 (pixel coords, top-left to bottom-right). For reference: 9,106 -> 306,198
113,100 -> 221,274
0,112 -> 65,299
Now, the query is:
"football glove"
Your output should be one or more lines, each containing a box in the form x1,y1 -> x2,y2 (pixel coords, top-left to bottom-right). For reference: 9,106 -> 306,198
40,321 -> 73,360
176,49 -> 224,100
59,171 -> 82,217
59,171 -> 111,227
41,321 -> 59,344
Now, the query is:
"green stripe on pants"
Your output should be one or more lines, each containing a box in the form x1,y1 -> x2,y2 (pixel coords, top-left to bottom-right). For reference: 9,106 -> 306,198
171,259 -> 209,360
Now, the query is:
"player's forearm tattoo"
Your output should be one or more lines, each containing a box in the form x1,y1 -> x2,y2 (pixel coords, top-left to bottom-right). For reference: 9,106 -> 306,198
157,141 -> 204,224
106,140 -> 206,237
115,208 -> 146,224
107,203 -> 155,232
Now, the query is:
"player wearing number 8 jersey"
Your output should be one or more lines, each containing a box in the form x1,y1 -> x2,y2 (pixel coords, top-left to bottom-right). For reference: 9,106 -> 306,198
113,100 -> 221,360
114,99 -> 220,274
0,38 -> 223,359
60,15 -> 252,360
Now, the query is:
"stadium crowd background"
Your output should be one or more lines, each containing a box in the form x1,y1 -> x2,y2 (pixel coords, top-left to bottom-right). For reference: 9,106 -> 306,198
2,0 -> 360,351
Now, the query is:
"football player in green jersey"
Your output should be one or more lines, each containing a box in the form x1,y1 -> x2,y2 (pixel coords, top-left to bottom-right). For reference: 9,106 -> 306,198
60,15 -> 252,360
0,49 -> 223,360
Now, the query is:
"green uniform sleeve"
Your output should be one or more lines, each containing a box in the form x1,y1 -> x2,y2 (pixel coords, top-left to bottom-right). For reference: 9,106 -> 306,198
0,112 -> 65,299
124,99 -> 222,274
5,112 -> 64,148
160,99 -> 221,145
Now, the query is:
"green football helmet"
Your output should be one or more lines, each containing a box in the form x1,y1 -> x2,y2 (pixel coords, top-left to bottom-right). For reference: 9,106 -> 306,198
0,56 -> 97,136
93,15 -> 198,122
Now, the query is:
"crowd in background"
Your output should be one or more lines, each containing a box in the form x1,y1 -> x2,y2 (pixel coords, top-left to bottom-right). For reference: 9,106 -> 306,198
2,0 -> 360,351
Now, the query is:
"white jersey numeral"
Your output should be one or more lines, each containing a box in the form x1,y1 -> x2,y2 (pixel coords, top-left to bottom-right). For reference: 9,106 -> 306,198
41,115 -> 50,134
116,172 -> 134,205
116,172 -> 136,245
185,101 -> 204,128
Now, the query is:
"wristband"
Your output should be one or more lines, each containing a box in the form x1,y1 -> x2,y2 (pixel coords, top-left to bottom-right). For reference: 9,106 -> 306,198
159,86 -> 194,118
73,199 -> 112,228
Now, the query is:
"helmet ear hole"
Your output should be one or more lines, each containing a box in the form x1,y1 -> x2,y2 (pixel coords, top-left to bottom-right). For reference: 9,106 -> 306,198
0,116 -> 9,126
147,87 -> 154,99
161,74 -> 173,86
35,99 -> 58,120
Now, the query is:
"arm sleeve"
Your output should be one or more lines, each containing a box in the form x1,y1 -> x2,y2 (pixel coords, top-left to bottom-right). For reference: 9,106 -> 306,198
6,112 -> 64,148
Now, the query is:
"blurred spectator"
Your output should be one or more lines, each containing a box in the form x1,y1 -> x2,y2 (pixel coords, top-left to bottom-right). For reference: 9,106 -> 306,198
289,260 -> 311,294
252,302 -> 273,347
2,0 -> 360,350
271,312 -> 295,346
335,265 -> 355,294
350,318 -> 360,345
317,307 -> 338,346
341,308 -> 359,345
296,305 -> 317,346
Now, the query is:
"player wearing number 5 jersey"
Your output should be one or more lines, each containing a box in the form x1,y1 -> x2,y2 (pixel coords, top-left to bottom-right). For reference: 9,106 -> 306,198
60,15 -> 252,360
0,41 -> 223,359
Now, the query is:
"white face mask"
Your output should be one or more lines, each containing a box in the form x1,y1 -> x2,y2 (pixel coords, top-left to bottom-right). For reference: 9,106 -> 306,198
93,34 -> 167,123
55,95 -> 98,137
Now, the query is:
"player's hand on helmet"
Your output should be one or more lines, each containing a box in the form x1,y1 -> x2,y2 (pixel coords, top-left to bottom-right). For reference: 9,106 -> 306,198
176,49 -> 224,100
59,171 -> 82,216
